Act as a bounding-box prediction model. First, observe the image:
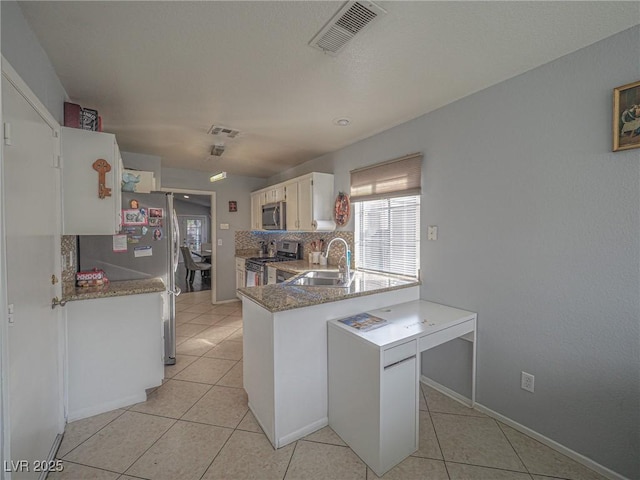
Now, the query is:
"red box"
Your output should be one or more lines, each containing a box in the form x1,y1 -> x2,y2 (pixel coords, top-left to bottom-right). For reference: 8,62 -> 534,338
64,102 -> 82,128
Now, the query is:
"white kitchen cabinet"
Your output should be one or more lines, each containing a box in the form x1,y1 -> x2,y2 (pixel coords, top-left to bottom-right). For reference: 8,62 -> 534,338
236,257 -> 246,296
252,172 -> 333,232
250,193 -> 262,230
61,127 -> 123,234
296,175 -> 313,231
284,172 -> 334,231
283,181 -> 299,230
328,301 -> 477,476
267,266 -> 277,285
263,185 -> 285,204
65,292 -> 164,421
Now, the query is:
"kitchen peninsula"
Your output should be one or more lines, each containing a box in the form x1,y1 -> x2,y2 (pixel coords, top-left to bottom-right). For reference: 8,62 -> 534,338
63,278 -> 166,421
238,270 -> 420,448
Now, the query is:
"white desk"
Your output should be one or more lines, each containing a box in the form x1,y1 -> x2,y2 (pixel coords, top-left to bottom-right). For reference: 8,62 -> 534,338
328,300 -> 477,476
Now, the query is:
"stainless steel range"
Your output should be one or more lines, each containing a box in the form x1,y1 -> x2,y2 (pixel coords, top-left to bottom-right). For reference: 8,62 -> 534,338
245,240 -> 301,286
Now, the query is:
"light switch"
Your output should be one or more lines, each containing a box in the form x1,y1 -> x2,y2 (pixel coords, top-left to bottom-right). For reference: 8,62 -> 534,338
220,223 -> 230,230
217,239 -> 223,246
427,225 -> 438,241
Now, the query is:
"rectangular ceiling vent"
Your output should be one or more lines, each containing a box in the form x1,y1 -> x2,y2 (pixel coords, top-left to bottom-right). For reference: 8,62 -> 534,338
207,125 -> 240,138
309,1 -> 386,56
210,144 -> 226,157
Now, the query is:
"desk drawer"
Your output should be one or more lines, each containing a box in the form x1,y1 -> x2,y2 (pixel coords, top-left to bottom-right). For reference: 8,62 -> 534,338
419,319 -> 475,351
383,339 -> 417,368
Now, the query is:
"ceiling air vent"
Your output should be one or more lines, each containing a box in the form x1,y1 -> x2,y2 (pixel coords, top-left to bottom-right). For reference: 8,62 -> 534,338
309,1 -> 386,56
210,144 -> 225,157
207,125 -> 240,138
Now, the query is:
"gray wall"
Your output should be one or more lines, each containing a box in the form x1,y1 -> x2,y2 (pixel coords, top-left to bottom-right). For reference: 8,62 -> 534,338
121,151 -> 163,188
161,167 -> 265,302
268,27 -> 640,479
1,1 -> 67,123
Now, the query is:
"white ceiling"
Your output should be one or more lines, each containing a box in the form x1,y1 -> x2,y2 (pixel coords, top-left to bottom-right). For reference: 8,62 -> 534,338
19,1 -> 640,178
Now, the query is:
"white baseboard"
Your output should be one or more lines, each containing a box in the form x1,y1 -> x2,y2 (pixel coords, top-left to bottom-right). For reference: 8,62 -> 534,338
215,299 -> 241,305
420,375 -> 473,407
67,393 -> 146,422
420,376 -> 628,480
39,433 -> 63,480
277,417 -> 328,448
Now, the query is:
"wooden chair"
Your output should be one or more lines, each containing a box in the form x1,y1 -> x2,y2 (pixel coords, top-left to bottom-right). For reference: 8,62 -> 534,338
180,246 -> 212,284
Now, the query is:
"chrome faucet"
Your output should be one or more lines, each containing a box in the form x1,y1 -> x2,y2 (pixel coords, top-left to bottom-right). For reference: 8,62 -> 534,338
326,237 -> 351,283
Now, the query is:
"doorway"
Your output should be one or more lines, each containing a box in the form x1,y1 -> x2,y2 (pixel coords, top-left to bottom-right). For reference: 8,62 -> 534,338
162,189 -> 216,303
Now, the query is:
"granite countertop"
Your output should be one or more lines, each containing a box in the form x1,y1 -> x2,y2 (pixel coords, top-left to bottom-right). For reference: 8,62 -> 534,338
62,278 -> 166,302
238,270 -> 420,313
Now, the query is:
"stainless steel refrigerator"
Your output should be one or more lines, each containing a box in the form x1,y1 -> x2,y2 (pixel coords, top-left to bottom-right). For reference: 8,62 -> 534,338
78,191 -> 181,365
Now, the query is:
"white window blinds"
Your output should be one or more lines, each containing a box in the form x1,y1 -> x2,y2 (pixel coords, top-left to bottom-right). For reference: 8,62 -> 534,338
350,152 -> 422,202
354,195 -> 420,278
351,153 -> 422,277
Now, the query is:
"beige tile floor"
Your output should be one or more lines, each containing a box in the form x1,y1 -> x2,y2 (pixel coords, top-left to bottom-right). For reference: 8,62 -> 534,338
51,291 -> 607,480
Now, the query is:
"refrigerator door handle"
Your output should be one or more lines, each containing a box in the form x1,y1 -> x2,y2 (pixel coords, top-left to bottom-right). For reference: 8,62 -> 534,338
172,207 -> 180,274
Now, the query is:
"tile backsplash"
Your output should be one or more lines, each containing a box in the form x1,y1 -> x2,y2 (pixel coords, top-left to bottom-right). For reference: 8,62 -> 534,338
61,235 -> 77,283
235,231 -> 354,267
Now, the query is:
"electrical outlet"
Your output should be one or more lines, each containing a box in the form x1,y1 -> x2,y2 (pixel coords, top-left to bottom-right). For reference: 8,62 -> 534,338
427,225 -> 438,240
521,371 -> 535,393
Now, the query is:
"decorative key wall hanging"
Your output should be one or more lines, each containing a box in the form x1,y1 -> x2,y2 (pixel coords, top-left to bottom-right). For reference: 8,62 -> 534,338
92,158 -> 112,199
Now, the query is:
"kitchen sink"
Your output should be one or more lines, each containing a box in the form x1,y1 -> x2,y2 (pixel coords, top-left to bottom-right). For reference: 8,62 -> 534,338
287,270 -> 355,288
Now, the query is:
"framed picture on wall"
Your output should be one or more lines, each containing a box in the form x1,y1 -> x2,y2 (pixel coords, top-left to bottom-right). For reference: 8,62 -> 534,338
613,80 -> 640,151
229,201 -> 237,212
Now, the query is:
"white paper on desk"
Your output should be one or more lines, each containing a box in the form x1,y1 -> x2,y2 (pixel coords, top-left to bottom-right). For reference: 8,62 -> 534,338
112,234 -> 128,253
134,246 -> 152,258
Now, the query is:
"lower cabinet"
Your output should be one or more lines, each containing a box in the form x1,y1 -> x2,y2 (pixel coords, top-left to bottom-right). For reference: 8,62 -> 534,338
236,257 -> 246,297
328,328 -> 418,477
65,293 -> 164,421
267,266 -> 277,285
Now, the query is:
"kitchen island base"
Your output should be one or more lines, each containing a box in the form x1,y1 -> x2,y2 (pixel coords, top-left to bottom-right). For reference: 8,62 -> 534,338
242,286 -> 419,449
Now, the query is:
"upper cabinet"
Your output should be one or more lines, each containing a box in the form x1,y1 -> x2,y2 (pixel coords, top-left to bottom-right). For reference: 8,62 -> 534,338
283,181 -> 299,230
251,172 -> 334,232
263,185 -> 285,204
250,192 -> 263,230
61,127 -> 123,235
288,173 -> 334,231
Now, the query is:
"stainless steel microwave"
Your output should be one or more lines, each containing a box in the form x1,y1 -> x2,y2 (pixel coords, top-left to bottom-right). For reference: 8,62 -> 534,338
262,202 -> 286,230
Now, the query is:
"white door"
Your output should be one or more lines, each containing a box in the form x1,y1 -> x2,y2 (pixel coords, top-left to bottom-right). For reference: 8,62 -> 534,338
2,68 -> 63,478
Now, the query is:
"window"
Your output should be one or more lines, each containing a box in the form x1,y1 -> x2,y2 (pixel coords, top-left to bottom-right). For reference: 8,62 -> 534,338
351,152 -> 422,278
178,215 -> 208,251
355,196 -> 420,278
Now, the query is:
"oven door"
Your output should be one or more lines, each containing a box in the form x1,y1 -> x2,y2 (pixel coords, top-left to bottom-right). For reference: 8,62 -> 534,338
245,263 -> 264,287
